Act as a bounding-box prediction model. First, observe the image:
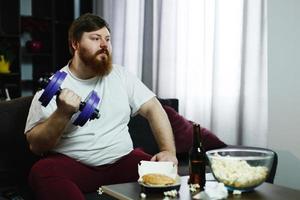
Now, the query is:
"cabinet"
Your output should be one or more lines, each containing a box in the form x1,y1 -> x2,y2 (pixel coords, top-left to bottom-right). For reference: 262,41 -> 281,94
0,0 -> 93,99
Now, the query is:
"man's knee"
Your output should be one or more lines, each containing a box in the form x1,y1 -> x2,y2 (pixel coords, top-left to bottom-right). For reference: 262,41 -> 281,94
29,158 -> 60,187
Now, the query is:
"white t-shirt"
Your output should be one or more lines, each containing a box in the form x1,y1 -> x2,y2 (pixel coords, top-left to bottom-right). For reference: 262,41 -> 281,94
25,64 -> 155,166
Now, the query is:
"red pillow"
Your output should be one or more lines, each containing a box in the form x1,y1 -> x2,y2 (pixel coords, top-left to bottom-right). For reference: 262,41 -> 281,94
163,105 -> 227,153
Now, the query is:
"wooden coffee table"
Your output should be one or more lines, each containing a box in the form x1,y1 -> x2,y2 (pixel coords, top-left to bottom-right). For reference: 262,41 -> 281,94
100,176 -> 300,200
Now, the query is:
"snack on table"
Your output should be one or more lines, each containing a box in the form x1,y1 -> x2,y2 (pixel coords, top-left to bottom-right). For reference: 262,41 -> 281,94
211,153 -> 268,188
142,173 -> 176,186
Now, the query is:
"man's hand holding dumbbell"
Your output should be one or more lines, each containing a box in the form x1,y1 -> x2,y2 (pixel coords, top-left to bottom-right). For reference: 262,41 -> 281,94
38,71 -> 100,126
56,88 -> 82,119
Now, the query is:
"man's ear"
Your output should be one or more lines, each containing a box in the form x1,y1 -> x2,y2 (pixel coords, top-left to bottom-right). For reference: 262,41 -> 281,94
71,40 -> 79,51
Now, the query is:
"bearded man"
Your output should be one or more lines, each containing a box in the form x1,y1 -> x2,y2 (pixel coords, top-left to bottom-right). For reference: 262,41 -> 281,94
24,13 -> 177,200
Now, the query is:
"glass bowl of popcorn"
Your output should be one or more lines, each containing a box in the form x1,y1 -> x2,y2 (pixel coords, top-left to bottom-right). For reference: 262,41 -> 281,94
206,148 -> 275,192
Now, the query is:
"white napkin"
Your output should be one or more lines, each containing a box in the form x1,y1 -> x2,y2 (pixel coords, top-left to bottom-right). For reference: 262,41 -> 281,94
138,161 -> 177,180
193,182 -> 228,200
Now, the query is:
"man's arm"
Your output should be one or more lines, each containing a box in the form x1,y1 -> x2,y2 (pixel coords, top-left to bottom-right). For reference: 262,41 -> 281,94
26,89 -> 81,155
138,97 -> 178,165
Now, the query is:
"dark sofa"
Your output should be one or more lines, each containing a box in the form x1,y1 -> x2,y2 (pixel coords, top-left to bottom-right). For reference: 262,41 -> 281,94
0,96 -> 277,200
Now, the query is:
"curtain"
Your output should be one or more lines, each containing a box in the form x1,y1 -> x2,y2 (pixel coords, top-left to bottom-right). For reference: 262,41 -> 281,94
94,0 -> 267,147
95,0 -> 145,78
210,0 -> 267,146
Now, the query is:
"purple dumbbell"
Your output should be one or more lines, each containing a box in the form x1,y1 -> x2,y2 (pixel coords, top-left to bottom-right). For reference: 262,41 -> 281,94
38,71 -> 100,126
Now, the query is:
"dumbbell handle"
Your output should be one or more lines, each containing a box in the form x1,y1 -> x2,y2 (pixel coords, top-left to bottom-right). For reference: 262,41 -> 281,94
39,77 -> 100,119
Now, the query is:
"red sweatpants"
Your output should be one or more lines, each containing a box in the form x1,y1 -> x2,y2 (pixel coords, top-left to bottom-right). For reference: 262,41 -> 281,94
28,148 -> 152,200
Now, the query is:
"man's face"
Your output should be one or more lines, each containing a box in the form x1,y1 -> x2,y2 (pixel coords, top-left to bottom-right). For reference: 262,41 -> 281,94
76,27 -> 113,76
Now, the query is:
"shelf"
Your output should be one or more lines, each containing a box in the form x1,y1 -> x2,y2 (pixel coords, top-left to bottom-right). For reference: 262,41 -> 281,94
1,0 -> 91,99
21,48 -> 52,57
0,0 -> 21,100
0,34 -> 19,38
0,73 -> 20,77
22,53 -> 52,57
21,15 -> 53,22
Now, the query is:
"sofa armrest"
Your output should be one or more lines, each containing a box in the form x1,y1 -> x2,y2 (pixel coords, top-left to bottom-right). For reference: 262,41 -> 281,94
0,96 -> 40,188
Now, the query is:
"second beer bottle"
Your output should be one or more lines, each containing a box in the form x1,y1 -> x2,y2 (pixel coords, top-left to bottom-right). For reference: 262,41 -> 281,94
188,123 -> 206,190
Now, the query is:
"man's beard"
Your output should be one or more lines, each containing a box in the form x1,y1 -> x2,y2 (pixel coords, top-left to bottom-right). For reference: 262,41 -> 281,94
78,48 -> 112,76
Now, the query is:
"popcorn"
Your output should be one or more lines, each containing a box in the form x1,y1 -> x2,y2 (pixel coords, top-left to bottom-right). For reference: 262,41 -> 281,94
189,183 -> 200,193
233,190 -> 242,195
97,187 -> 103,195
163,189 -> 178,197
140,192 -> 147,199
211,153 -> 269,188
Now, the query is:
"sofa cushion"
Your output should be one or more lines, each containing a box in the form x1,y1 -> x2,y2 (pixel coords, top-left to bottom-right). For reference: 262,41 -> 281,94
162,105 -> 227,153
